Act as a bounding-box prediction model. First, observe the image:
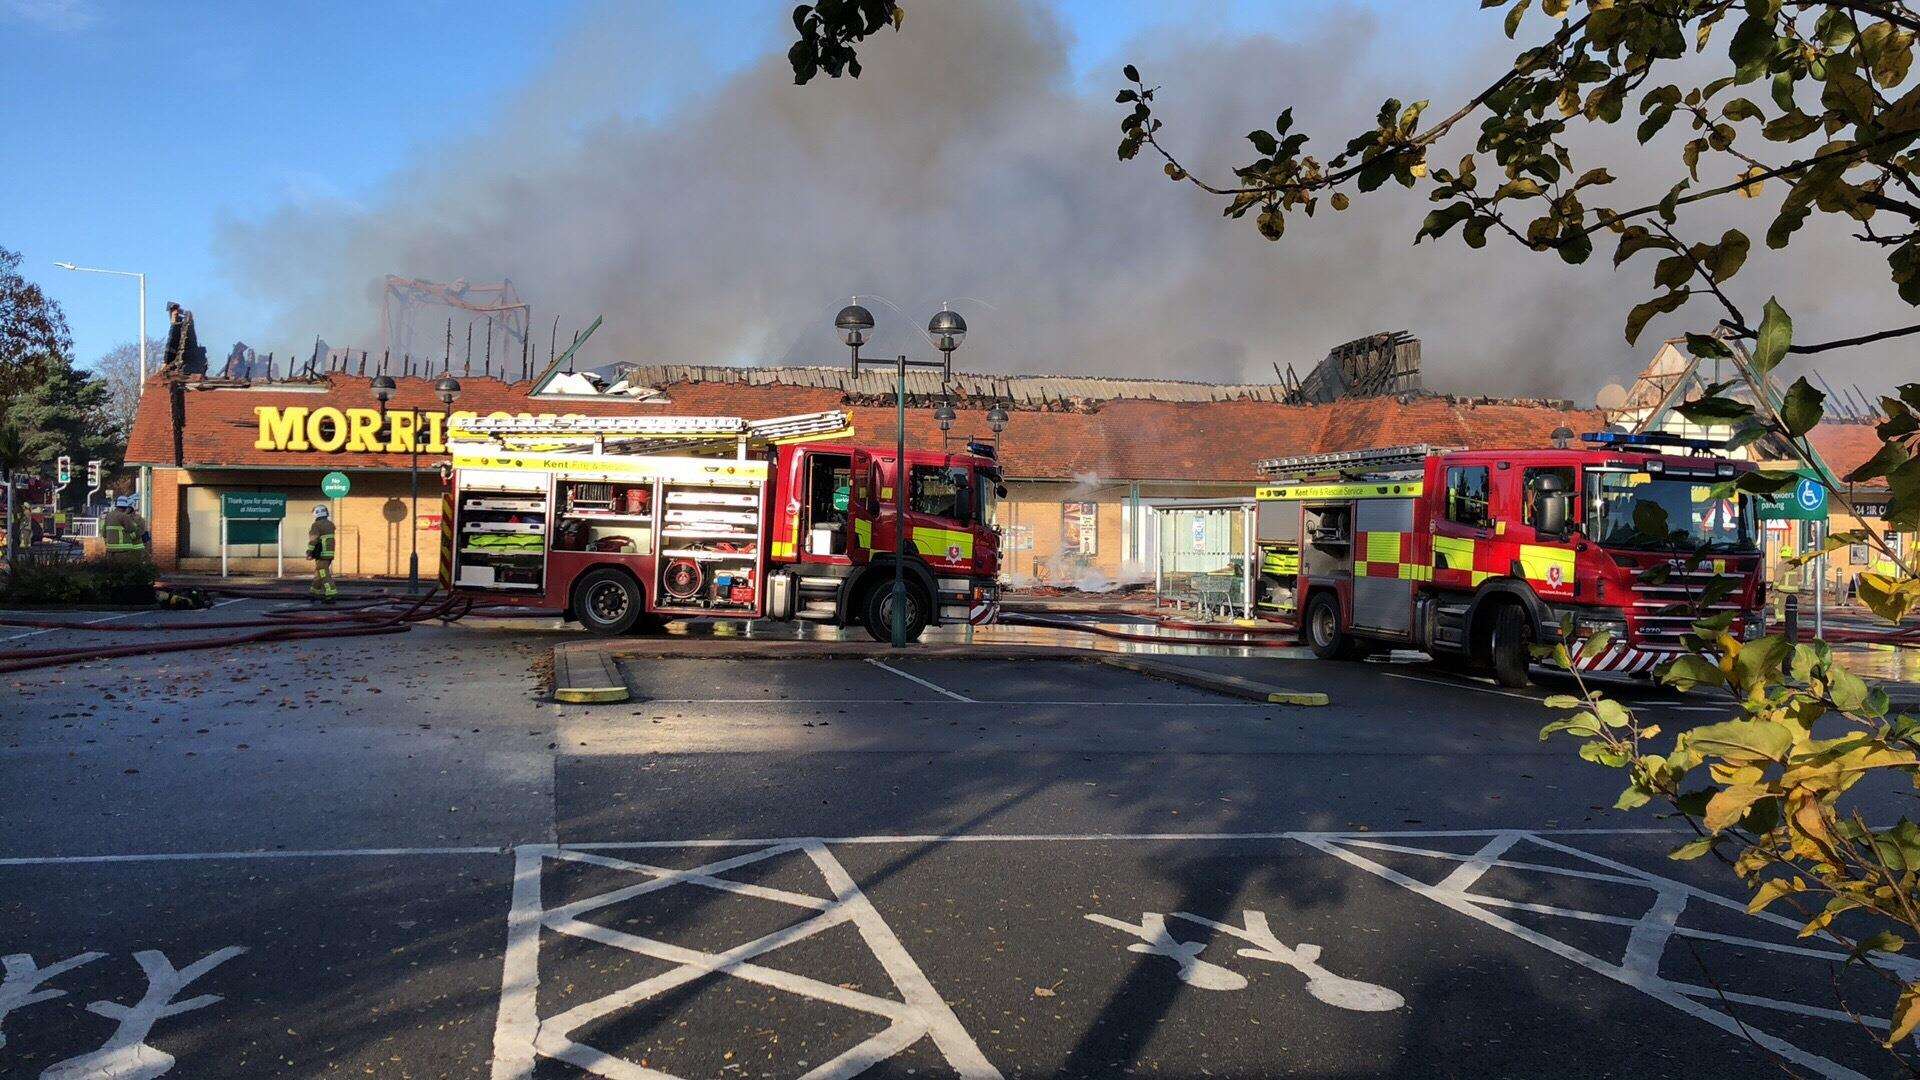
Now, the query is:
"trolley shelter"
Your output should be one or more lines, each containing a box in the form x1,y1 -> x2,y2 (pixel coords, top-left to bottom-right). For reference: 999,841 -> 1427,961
219,492 -> 288,578
1150,497 -> 1256,618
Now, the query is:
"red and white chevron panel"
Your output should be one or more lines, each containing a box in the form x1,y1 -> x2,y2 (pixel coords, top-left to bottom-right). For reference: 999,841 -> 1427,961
1572,641 -> 1668,675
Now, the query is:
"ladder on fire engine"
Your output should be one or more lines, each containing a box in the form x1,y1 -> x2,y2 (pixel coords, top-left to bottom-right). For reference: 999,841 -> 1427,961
1254,443 -> 1460,481
452,410 -> 853,458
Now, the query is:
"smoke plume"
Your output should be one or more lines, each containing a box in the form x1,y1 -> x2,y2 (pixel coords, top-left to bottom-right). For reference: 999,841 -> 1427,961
219,0 -> 1912,401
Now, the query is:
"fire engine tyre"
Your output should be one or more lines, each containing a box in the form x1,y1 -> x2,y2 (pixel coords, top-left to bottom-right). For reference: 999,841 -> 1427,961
1305,593 -> 1361,661
861,580 -> 929,643
1488,602 -> 1535,688
574,569 -> 644,637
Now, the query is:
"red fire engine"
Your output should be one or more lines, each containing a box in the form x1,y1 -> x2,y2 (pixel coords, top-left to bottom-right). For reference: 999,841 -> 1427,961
1255,433 -> 1767,686
441,411 -> 1002,640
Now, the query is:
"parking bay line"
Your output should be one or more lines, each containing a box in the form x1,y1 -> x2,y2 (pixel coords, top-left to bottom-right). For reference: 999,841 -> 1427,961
0,610 -> 140,643
0,827 -> 1685,866
864,657 -> 977,702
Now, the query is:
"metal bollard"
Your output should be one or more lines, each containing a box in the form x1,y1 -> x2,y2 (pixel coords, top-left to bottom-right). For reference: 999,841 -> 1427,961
1784,594 -> 1799,643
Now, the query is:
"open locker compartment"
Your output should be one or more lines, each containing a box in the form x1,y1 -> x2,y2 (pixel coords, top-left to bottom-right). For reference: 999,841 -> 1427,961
652,474 -> 766,617
455,471 -> 552,591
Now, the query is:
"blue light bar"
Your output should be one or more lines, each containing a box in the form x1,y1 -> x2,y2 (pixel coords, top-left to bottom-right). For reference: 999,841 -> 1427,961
966,439 -> 998,460
1579,431 -> 1726,452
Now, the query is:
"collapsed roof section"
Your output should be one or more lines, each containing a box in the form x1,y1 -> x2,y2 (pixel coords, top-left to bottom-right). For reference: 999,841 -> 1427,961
1277,331 -> 1422,404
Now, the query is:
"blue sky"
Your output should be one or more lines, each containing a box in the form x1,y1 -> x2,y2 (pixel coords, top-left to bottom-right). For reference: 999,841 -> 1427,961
0,0 -> 1451,371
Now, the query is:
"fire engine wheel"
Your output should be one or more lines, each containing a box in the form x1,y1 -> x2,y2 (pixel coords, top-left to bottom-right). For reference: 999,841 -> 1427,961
861,580 -> 929,643
1488,602 -> 1535,688
1305,593 -> 1362,661
574,569 -> 644,637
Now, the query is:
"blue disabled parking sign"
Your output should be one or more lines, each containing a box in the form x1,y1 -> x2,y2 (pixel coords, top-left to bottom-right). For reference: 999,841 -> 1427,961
1756,471 -> 1828,522
1794,477 -> 1827,516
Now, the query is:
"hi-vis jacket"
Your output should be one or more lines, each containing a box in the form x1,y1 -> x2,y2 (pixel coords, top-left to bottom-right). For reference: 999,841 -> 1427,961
307,518 -> 336,562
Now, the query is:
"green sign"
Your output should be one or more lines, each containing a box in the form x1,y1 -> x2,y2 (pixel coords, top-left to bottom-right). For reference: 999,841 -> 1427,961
1756,470 -> 1829,522
220,492 -> 286,520
321,471 -> 352,499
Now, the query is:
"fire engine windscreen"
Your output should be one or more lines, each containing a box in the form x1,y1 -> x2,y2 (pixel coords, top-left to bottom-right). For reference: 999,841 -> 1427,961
1587,472 -> 1757,553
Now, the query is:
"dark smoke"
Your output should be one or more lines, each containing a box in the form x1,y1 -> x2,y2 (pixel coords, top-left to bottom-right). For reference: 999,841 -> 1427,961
219,0 -> 1911,401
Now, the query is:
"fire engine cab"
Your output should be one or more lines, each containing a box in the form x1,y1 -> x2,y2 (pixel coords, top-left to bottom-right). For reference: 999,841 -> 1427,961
1255,433 -> 1767,686
442,410 -> 1002,641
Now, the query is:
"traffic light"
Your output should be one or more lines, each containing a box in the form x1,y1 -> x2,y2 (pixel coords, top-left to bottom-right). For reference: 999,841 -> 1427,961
55,456 -> 71,486
85,460 -> 101,488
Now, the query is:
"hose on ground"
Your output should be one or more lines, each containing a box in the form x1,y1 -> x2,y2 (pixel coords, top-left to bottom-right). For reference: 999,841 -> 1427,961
0,589 -> 463,673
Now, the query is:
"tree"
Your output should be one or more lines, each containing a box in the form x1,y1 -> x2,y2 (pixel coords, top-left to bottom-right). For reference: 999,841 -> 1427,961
0,245 -> 71,399
90,340 -> 159,444
5,353 -> 118,505
788,0 -> 1920,1055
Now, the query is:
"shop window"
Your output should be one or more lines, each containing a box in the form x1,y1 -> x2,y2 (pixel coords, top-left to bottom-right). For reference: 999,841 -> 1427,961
184,486 -> 324,558
1445,466 -> 1491,528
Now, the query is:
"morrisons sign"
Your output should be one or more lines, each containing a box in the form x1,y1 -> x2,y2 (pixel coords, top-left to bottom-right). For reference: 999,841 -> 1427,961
253,406 -> 576,454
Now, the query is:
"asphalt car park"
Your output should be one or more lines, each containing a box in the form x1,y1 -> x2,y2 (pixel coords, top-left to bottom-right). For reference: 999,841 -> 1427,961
0,603 -> 1909,1077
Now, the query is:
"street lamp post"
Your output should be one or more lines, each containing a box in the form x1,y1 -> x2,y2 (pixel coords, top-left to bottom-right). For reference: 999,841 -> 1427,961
836,306 -> 966,647
56,261 -> 149,520
934,400 -> 956,454
373,373 -> 461,593
836,303 -> 874,377
54,262 -> 147,387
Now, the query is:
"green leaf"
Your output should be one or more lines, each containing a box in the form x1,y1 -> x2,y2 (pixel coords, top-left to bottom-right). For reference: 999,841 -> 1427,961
1543,694 -> 1584,709
1626,291 -> 1689,345
1669,836 -> 1717,861
1752,297 -> 1793,374
1850,931 -> 1906,960
1595,697 -> 1631,728
1662,654 -> 1729,691
1654,254 -> 1694,289
1247,130 -> 1277,156
1780,376 -> 1825,437
1123,64 -> 1139,82
1829,666 -> 1871,712
1685,717 -> 1793,763
1707,229 -> 1749,281
1846,439 -> 1910,482
1731,633 -> 1791,692
1684,332 -> 1733,358
1505,0 -> 1530,39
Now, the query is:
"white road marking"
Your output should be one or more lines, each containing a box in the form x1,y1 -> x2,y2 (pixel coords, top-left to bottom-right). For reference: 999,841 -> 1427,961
42,945 -> 246,1080
0,846 -> 502,867
1373,669 -> 1548,703
1086,912 -> 1247,991
0,611 -> 139,643
0,952 -> 104,1049
864,658 -> 976,702
489,848 -> 544,1080
491,841 -> 1002,1080
1307,831 -> 1878,1079
0,829 -> 1686,866
1174,910 -> 1404,1012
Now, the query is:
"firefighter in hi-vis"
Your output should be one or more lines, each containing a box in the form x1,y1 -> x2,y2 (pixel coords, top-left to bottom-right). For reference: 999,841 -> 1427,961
100,495 -> 149,559
306,504 -> 338,601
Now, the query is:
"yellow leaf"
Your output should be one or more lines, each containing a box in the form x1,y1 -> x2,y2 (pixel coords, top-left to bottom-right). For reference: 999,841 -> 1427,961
1331,192 -> 1350,211
1889,983 -> 1920,1047
1736,166 -> 1765,198
1705,784 -> 1771,832
1748,875 -> 1806,914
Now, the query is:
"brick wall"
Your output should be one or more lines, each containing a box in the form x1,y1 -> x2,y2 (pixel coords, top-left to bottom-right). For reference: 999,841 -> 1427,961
148,468 -> 182,569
